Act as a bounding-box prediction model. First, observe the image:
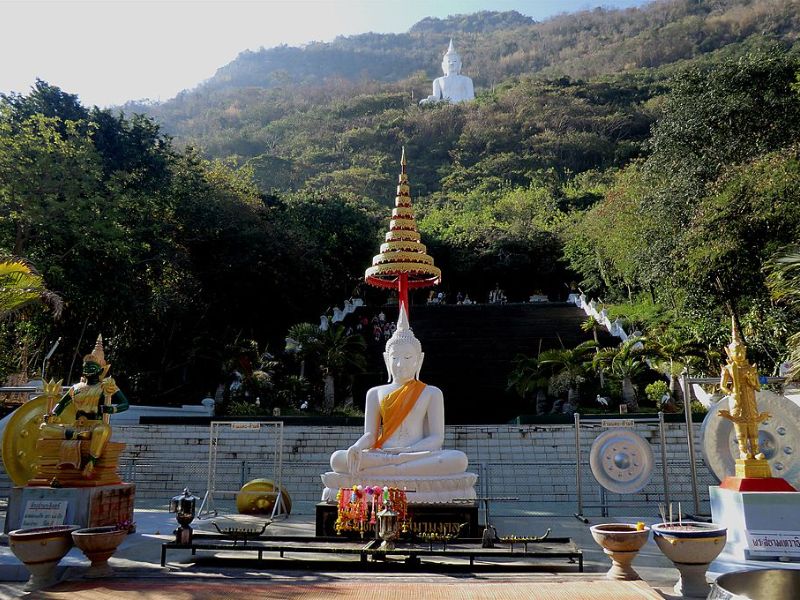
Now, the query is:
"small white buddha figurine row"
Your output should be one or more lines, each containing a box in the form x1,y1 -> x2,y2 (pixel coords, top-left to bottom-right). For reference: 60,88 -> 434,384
420,39 -> 475,105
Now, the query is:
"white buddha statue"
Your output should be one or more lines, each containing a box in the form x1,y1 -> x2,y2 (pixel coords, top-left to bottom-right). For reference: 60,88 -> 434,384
419,39 -> 475,105
321,309 -> 476,503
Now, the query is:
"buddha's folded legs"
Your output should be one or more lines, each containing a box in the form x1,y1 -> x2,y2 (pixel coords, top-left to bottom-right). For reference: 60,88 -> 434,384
331,448 -> 468,476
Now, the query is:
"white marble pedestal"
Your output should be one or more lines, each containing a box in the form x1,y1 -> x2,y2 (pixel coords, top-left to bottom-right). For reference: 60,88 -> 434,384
710,485 -> 800,561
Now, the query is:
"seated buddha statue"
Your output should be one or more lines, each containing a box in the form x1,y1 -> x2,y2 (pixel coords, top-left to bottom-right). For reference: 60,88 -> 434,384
39,335 -> 128,478
322,310 -> 475,502
419,39 -> 475,105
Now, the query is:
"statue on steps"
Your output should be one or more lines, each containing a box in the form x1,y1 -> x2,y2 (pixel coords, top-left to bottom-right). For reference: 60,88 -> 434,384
322,310 -> 476,503
419,39 -> 475,105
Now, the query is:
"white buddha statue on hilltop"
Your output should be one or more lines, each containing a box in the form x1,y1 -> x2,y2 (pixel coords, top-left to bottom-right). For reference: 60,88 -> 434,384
321,309 -> 476,503
419,39 -> 475,105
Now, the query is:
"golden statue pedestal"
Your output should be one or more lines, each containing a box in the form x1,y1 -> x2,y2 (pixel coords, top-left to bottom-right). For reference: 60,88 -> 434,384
27,440 -> 125,488
720,459 -> 795,492
735,458 -> 772,480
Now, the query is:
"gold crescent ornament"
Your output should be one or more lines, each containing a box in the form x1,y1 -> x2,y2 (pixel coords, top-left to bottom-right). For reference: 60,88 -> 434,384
2,383 -> 74,486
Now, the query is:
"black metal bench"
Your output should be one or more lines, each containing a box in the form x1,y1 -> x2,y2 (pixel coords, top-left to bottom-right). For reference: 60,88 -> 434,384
161,533 -> 583,571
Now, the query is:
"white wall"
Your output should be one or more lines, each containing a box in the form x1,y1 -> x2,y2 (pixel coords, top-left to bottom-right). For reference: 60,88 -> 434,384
0,421 -> 711,516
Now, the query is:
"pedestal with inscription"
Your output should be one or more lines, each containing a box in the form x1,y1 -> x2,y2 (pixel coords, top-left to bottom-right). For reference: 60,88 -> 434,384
710,486 -> 800,561
5,483 -> 135,533
315,501 -> 479,538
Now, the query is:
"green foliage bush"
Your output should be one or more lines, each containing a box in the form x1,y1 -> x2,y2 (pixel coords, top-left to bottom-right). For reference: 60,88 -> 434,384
225,400 -> 264,417
645,380 -> 670,406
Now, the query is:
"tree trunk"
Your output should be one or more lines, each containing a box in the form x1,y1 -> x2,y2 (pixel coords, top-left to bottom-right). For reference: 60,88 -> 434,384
669,373 -> 684,404
323,374 -> 335,412
562,387 -> 579,415
536,388 -> 548,415
343,375 -> 354,407
622,377 -> 638,412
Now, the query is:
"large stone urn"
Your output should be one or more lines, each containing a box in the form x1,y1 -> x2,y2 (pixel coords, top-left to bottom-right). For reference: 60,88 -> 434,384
589,523 -> 650,580
652,521 -> 727,598
72,525 -> 127,577
8,524 -> 80,590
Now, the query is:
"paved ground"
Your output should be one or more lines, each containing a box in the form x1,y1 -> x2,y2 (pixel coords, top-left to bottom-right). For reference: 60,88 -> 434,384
0,503 -> 797,599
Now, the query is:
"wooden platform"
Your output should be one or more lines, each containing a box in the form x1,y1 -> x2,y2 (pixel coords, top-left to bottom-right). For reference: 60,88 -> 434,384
161,532 -> 583,571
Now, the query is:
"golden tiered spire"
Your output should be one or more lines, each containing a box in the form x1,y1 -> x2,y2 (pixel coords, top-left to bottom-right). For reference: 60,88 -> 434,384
365,149 -> 441,313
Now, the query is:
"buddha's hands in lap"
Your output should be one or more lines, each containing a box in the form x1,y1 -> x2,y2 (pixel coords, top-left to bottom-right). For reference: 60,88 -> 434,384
346,445 -> 363,473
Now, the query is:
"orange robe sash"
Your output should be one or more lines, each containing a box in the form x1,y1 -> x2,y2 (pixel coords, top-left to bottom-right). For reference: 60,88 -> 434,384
373,380 -> 426,450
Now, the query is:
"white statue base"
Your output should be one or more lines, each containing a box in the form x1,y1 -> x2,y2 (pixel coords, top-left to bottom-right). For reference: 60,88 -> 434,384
710,486 -> 800,561
320,472 -> 477,504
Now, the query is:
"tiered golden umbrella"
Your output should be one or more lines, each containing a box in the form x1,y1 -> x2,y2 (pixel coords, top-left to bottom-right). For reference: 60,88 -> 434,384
365,148 -> 440,315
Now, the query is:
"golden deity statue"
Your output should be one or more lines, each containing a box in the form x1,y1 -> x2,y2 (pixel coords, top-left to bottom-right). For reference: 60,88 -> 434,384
1,335 -> 128,486
39,335 -> 128,478
718,318 -> 771,478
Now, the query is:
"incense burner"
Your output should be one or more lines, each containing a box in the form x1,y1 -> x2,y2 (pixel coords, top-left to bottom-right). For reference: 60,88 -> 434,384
652,521 -> 727,598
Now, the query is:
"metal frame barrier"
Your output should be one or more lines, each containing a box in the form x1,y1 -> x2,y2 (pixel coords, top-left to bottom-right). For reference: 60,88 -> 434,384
198,420 -> 286,520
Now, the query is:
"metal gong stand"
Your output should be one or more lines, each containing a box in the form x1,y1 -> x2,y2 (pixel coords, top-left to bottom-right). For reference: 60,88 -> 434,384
574,412 -> 669,523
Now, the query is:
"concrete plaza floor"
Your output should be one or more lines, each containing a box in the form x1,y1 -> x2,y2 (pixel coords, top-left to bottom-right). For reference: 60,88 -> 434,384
0,502 -> 798,598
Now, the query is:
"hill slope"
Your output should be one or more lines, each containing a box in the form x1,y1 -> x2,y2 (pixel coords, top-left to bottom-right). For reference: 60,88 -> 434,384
133,0 -> 799,146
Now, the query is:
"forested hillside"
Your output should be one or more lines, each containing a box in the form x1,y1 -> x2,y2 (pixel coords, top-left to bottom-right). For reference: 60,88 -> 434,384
2,0 -> 800,414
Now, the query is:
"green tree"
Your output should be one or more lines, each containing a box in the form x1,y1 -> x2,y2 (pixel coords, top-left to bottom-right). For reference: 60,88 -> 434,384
650,329 -> 704,404
766,246 -> 800,381
538,340 -> 597,413
316,325 -> 366,411
593,336 -> 651,412
0,257 -> 62,319
508,354 -> 550,415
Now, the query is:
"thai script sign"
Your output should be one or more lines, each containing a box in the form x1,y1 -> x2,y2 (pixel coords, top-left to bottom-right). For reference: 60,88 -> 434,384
231,422 -> 261,430
746,530 -> 800,557
601,419 -> 635,428
21,500 -> 68,528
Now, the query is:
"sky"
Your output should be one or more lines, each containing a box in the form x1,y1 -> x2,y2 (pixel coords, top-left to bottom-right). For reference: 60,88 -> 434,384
1,0 -> 651,108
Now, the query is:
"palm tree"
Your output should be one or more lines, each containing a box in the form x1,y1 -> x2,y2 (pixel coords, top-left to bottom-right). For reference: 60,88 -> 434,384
766,246 -> 800,380
538,340 -> 598,414
580,316 -> 601,344
284,322 -> 320,379
315,325 -> 366,411
508,354 -> 550,415
593,336 -> 651,412
0,257 -> 62,319
581,316 -> 604,387
651,330 -> 705,404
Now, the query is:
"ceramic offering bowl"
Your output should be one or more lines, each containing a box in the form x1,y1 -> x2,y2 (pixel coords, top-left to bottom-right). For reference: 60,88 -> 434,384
589,523 -> 651,580
8,524 -> 81,591
72,526 -> 128,578
652,521 -> 727,598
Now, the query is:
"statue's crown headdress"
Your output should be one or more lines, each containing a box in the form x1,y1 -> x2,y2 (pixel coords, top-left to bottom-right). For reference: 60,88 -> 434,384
444,38 -> 460,58
385,307 -> 422,355
83,334 -> 107,366
726,316 -> 747,357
